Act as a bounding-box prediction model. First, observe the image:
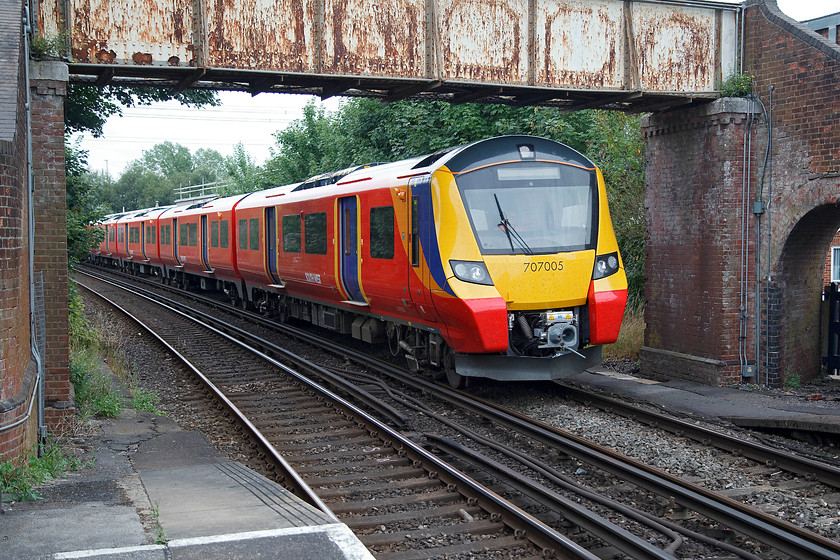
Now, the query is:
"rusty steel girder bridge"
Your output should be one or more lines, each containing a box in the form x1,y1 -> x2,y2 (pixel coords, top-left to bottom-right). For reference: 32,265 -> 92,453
34,0 -> 741,112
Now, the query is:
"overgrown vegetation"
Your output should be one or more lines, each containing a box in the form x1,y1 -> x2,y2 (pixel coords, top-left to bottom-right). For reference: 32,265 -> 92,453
0,439 -> 82,502
69,283 -> 164,420
718,73 -> 754,98
603,303 -> 645,361
29,33 -> 66,59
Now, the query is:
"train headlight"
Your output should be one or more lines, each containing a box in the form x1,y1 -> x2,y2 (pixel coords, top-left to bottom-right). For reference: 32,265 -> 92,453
450,260 -> 494,285
592,252 -> 620,279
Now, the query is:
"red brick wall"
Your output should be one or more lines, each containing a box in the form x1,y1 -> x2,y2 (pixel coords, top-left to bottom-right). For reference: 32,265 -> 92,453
641,100 -> 758,385
0,6 -> 38,461
641,0 -> 840,387
29,62 -> 74,430
743,0 -> 840,385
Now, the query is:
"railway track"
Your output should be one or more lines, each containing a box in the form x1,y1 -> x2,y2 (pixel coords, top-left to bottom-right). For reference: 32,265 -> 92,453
77,267 -> 840,559
77,272 -> 600,559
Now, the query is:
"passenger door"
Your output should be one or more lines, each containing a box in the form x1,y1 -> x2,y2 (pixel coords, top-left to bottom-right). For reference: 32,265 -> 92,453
338,196 -> 366,303
265,207 -> 282,285
407,176 -> 437,321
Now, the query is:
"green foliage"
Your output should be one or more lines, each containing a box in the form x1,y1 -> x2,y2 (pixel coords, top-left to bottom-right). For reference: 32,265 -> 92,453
29,33 -> 67,58
66,142 -> 106,268
130,388 -> 163,414
70,347 -> 123,420
97,142 -> 226,212
69,281 -> 97,352
783,370 -> 801,390
718,73 -> 754,98
0,439 -> 82,502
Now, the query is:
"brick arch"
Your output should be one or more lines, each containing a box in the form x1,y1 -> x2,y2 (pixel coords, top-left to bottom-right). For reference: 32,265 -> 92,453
770,204 -> 840,384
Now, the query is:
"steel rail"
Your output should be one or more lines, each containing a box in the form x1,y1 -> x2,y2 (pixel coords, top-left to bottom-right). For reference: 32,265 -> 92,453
417,383 -> 840,560
79,267 -> 840,558
554,381 -> 840,488
76,281 -> 338,520
77,273 -> 602,560
76,269 -> 407,427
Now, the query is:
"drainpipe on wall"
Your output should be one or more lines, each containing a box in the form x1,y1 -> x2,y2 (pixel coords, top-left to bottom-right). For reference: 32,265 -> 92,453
764,85 -> 774,387
23,5 -> 47,451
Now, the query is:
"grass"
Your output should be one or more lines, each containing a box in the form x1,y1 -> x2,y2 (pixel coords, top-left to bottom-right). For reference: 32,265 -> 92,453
602,303 -> 645,361
0,439 -> 82,502
69,281 -> 165,419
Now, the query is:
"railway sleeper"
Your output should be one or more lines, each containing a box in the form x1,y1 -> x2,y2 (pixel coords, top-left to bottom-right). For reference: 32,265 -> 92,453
328,489 -> 462,514
292,456 -> 412,475
304,466 -> 426,487
315,477 -> 442,499
359,518 -> 505,547
365,536 -> 541,560
342,503 -> 484,528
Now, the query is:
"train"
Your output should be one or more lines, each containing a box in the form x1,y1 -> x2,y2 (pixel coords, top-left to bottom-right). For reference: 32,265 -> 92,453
90,135 -> 627,387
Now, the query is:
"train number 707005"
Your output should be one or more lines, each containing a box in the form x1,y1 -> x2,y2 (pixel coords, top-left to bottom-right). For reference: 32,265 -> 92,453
524,261 -> 564,272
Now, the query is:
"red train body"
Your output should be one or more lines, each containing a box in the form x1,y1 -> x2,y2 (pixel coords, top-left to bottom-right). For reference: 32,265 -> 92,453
91,136 -> 627,384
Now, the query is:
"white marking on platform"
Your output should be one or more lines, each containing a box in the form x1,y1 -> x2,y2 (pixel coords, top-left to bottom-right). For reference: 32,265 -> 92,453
54,544 -> 166,558
54,524 -> 373,559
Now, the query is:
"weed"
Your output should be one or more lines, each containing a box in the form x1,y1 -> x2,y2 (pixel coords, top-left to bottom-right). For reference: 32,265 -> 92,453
603,304 -> 645,361
150,503 -> 167,544
29,33 -> 67,58
131,388 -> 164,416
718,73 -> 754,98
784,371 -> 802,390
70,346 -> 123,420
0,439 -> 82,502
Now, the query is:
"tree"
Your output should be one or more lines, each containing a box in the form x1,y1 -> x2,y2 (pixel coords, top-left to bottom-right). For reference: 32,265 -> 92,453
65,143 -> 106,267
101,142 -> 227,211
218,143 -> 268,195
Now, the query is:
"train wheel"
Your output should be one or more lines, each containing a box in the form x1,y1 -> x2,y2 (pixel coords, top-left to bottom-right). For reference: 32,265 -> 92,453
443,347 -> 464,389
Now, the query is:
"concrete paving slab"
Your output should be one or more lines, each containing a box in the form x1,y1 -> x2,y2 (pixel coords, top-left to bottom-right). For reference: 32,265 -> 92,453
0,502 -> 147,558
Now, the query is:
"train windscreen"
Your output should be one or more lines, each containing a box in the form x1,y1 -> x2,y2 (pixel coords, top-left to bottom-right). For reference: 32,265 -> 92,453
456,162 -> 597,255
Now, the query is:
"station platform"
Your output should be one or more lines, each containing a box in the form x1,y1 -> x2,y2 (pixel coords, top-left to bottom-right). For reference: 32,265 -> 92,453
0,408 -> 373,559
571,368 -> 840,435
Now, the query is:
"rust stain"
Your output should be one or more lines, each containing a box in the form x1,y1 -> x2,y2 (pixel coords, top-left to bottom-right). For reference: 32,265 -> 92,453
95,49 -> 117,63
133,52 -> 153,65
328,0 -> 424,76
41,0 -> 723,92
206,0 -> 312,72
439,0 -> 526,84
635,9 -> 713,91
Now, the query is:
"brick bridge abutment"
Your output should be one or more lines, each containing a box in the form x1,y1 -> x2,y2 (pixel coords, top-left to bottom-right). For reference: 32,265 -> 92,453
640,0 -> 840,387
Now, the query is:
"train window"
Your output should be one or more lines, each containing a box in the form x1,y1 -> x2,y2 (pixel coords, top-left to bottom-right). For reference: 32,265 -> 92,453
149,225 -> 156,245
239,219 -> 247,250
119,228 -> 124,243
457,162 -> 597,255
220,220 -> 229,248
282,214 -> 301,253
370,206 -> 394,259
188,222 -> 198,247
109,228 -> 114,242
249,218 -> 259,250
164,224 -> 171,245
304,212 -> 327,255
210,221 -> 219,248
180,222 -> 189,247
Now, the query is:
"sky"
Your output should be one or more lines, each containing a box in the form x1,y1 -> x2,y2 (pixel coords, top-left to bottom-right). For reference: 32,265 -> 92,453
72,0 -> 837,178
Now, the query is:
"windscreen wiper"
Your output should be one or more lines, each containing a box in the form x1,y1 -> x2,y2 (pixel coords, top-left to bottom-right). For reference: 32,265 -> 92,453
494,194 -> 533,255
